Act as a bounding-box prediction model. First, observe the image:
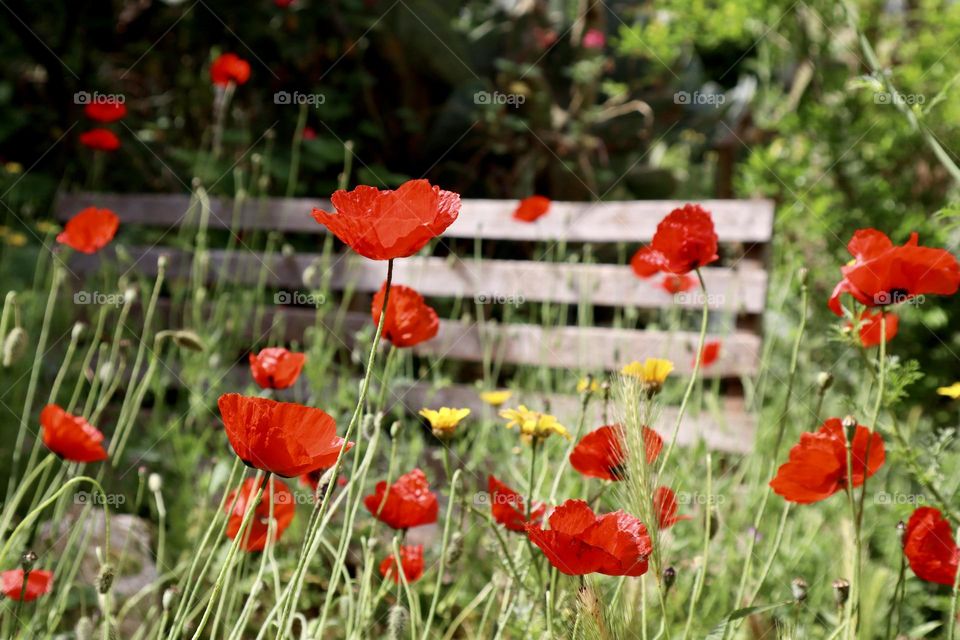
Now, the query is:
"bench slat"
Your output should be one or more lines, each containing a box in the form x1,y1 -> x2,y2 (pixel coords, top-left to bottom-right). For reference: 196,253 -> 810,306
286,309 -> 759,376
392,382 -> 755,454
56,193 -> 775,243
70,246 -> 768,313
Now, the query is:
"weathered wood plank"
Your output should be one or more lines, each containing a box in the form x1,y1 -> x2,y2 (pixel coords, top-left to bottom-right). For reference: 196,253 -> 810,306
69,246 -> 768,314
391,382 -> 756,454
56,192 -> 775,243
281,309 -> 760,377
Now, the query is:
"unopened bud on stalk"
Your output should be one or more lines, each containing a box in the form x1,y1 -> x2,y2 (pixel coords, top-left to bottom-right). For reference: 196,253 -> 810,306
98,361 -> 115,384
20,550 -> 37,571
446,532 -> 464,565
251,153 -> 263,166
2,327 -> 28,367
281,243 -> 294,258
172,330 -> 205,352
791,577 -> 808,602
148,473 -> 163,493
842,415 -> 858,445
816,371 -> 833,391
157,254 -> 169,270
662,566 -> 676,591
896,520 -> 906,545
798,267 -> 809,287
75,617 -> 94,640
71,322 -> 86,341
162,587 -> 177,611
123,287 -> 138,305
194,286 -> 208,304
832,578 -> 850,607
388,605 -> 408,640
390,421 -> 402,438
302,263 -> 319,288
98,564 -> 115,594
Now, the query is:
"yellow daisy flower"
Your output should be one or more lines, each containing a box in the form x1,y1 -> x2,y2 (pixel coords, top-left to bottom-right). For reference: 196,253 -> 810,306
937,382 -> 960,400
480,390 -> 512,407
419,407 -> 471,438
622,358 -> 674,393
500,405 -> 571,442
576,377 -> 600,394
36,221 -> 61,236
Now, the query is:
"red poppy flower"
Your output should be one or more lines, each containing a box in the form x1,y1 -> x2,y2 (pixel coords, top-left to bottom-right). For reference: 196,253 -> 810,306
849,310 -> 899,348
379,545 -> 425,584
660,274 -> 696,295
56,207 -> 119,254
512,196 -> 551,223
40,404 -> 108,463
653,487 -> 691,529
210,53 -> 251,86
79,128 -> 120,152
630,204 -> 719,277
225,477 -> 296,552
249,347 -> 306,389
217,394 -> 352,477
363,468 -> 438,530
828,229 -> 960,315
488,475 -> 546,532
569,425 -> 663,481
84,101 -> 127,123
311,179 -> 461,260
371,282 -> 439,348
770,418 -> 885,504
903,506 -> 958,586
695,341 -> 721,368
1,569 -> 53,601
526,499 -> 652,576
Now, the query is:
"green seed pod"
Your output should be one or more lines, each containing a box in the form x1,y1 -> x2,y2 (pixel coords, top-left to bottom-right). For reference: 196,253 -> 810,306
2,327 -> 28,367
98,564 -> 115,594
388,605 -> 408,640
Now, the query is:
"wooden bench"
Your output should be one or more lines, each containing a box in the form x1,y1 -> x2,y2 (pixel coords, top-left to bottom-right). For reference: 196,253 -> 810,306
54,192 -> 774,454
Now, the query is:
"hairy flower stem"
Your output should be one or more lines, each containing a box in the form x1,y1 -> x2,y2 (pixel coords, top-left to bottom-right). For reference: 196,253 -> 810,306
949,558 -> 960,640
549,389 -> 592,503
7,265 -> 62,497
274,258 -> 394,638
189,471 -> 266,640
682,451 -> 712,640
422,470 -> 462,639
658,268 -> 708,474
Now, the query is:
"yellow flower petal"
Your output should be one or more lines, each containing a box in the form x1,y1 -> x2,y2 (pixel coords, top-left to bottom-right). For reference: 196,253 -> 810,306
937,382 -> 960,400
480,390 -> 512,407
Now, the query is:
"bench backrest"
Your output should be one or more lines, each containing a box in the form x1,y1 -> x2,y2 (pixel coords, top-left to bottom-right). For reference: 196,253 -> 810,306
55,192 -> 775,453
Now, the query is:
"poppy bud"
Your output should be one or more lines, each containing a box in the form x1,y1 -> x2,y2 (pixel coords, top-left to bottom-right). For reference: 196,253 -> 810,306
98,361 -> 115,384
75,617 -> 94,640
896,520 -> 906,545
281,243 -> 295,258
388,604 -> 408,640
841,416 -> 858,445
148,473 -> 163,493
832,578 -> 849,607
798,267 -> 809,287
71,322 -> 86,341
390,421 -> 402,438
662,566 -> 676,591
20,550 -> 37,571
172,330 -> 205,352
791,577 -> 808,602
816,371 -> 833,391
446,532 -> 464,565
2,327 -> 28,367
302,263 -> 319,288
251,153 -> 262,166
157,254 -> 169,270
195,286 -> 208,304
98,564 -> 114,594
123,287 -> 138,305
162,587 -> 177,611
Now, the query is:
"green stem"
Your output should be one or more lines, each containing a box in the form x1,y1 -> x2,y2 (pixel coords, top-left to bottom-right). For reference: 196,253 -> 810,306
422,470 -> 462,639
657,268 -> 708,474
